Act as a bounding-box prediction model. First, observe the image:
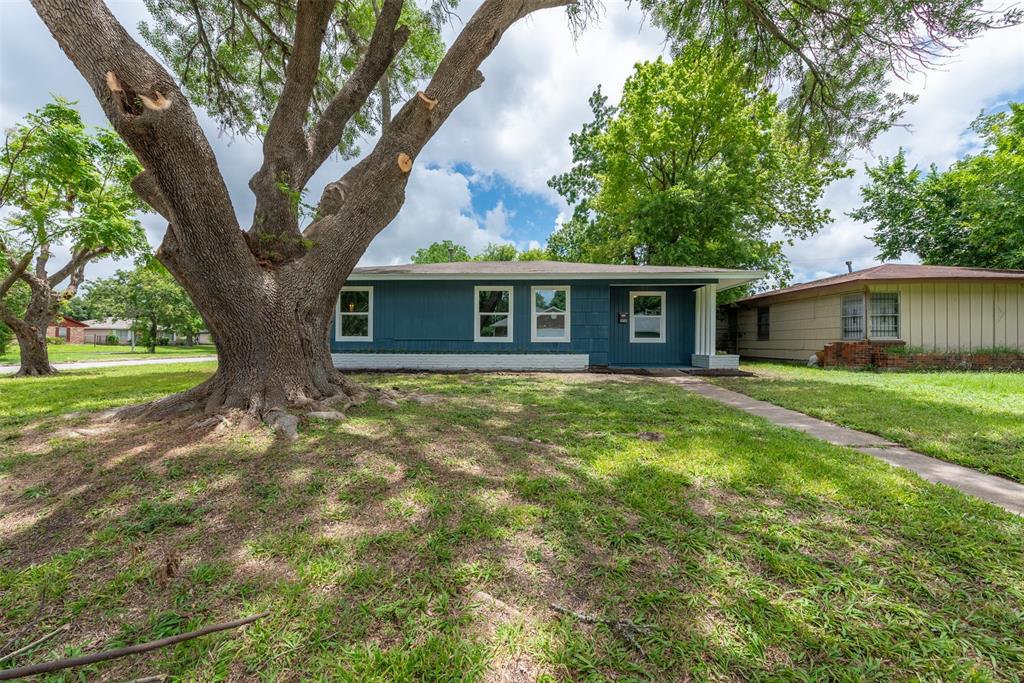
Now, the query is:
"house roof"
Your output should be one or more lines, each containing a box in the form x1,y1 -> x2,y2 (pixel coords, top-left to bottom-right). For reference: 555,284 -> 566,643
739,263 -> 1024,304
82,317 -> 135,330
350,260 -> 763,290
53,316 -> 88,327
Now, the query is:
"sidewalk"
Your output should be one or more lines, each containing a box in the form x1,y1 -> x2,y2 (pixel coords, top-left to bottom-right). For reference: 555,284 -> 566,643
662,375 -> 1024,516
0,355 -> 217,374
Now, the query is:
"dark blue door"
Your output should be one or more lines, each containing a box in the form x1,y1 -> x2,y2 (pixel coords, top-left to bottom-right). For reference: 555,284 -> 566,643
608,286 -> 696,366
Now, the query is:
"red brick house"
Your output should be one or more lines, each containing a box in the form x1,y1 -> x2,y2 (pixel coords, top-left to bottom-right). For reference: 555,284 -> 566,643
46,316 -> 88,344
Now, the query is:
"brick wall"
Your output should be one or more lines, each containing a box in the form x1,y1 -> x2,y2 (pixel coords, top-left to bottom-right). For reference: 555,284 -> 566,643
820,341 -> 1024,371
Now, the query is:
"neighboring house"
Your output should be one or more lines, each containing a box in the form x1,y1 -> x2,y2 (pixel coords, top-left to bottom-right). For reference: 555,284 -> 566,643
331,261 -> 762,370
83,318 -> 138,345
721,264 -> 1024,362
46,316 -> 87,344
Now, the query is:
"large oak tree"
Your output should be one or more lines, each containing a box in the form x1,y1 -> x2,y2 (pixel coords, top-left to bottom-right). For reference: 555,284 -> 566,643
27,0 -> 1019,431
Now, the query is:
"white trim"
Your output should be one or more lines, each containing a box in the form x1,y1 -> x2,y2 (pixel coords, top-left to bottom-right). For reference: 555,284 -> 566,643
629,291 -> 666,344
530,285 -> 571,343
474,285 -> 514,343
348,271 -> 764,291
336,286 -> 373,342
693,283 -> 718,355
332,353 -> 589,371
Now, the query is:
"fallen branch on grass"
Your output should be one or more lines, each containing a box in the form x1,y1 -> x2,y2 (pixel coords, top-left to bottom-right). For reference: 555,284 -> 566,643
0,612 -> 268,681
0,624 -> 69,665
549,603 -> 653,654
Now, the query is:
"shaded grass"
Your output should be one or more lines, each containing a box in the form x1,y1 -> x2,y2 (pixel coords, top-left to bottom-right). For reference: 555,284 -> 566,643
0,344 -> 217,365
0,368 -> 1022,681
712,362 -> 1024,483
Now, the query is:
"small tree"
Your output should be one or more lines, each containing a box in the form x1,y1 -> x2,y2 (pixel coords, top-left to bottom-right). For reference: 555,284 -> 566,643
852,104 -> 1024,269
476,243 -> 518,261
410,239 -> 471,264
85,261 -> 203,352
0,99 -> 147,375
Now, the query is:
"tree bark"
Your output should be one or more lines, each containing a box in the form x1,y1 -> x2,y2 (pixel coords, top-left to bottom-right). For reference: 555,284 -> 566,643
4,289 -> 58,377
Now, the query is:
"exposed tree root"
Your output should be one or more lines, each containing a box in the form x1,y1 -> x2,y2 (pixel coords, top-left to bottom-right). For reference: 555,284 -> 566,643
109,367 -> 396,440
13,364 -> 58,377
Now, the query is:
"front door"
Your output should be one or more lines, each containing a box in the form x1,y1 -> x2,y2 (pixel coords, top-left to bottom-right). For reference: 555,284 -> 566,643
608,287 -> 695,367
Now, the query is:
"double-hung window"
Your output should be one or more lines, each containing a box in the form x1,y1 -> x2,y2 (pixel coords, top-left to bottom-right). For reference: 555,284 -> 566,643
756,306 -> 770,341
870,292 -> 900,338
337,287 -> 373,341
531,286 -> 570,342
630,291 -> 666,343
475,286 -> 513,342
840,293 -> 865,340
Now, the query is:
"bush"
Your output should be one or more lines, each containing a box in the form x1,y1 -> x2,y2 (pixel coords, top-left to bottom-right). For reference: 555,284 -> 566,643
106,334 -> 120,345
157,336 -> 171,346
46,336 -> 65,345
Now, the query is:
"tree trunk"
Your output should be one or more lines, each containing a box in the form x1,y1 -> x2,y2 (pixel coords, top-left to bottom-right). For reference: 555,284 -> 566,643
11,296 -> 58,377
148,318 -> 157,353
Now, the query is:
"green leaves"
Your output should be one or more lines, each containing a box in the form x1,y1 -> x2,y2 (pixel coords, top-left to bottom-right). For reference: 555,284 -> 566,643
547,49 -> 849,292
853,103 -> 1024,269
139,0 -> 449,152
0,98 -> 147,262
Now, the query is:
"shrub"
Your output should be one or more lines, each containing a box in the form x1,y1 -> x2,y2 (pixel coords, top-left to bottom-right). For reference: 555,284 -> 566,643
0,324 -> 12,355
106,334 -> 120,345
157,336 -> 171,346
46,336 -> 65,345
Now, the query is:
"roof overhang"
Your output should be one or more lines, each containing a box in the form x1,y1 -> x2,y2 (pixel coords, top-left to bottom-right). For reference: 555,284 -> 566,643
348,270 -> 765,291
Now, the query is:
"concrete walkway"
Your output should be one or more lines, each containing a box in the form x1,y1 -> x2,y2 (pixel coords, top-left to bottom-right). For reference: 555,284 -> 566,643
0,355 -> 217,374
662,375 -> 1024,516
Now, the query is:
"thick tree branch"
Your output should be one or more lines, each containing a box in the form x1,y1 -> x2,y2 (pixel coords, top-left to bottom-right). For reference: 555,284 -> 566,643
0,251 -> 32,300
30,0 -> 254,279
131,169 -> 171,219
47,246 -> 110,288
307,0 -> 409,173
307,0 -> 574,261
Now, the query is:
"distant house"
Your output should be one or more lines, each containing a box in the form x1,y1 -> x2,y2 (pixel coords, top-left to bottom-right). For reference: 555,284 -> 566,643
82,318 -> 213,345
46,316 -> 87,344
83,318 -> 138,345
721,264 -> 1024,362
330,261 -> 762,370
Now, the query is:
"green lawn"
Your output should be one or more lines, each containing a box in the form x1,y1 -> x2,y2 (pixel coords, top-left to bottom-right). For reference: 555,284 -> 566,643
711,362 -> 1024,483
1,365 -> 1022,680
0,343 -> 217,365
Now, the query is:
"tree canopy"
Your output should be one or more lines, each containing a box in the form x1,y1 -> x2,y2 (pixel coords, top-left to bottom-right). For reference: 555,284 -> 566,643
0,98 -> 148,374
410,239 -> 471,263
852,103 -> 1024,269
548,50 -> 849,290
410,240 -> 549,264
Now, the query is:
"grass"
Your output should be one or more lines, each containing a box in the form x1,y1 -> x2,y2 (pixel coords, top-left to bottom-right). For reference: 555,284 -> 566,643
711,361 -> 1024,483
0,343 -> 217,365
1,365 -> 1023,680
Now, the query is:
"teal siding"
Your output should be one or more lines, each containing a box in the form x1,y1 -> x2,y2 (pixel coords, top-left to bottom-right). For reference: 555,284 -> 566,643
608,286 -> 696,366
331,278 -> 707,367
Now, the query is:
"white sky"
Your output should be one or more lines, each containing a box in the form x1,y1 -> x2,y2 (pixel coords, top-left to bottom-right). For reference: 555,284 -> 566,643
2,0 -> 1023,284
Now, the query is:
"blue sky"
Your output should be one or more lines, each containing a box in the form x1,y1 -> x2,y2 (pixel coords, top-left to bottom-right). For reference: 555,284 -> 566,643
2,1 -> 1023,284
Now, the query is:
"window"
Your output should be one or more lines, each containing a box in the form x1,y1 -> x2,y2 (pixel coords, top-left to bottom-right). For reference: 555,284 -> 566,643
336,287 -> 373,341
630,291 -> 665,343
531,286 -> 570,343
756,306 -> 770,341
475,286 -> 513,342
841,293 -> 865,340
870,292 -> 900,339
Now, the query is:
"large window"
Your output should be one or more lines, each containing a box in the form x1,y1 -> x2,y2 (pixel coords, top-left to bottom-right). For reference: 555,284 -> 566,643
757,306 -> 770,341
336,287 -> 373,341
475,286 -> 513,342
630,291 -> 665,343
840,293 -> 865,340
870,292 -> 900,338
531,286 -> 570,343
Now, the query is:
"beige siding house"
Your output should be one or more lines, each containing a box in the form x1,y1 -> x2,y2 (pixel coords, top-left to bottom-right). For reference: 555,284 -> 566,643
722,264 -> 1024,361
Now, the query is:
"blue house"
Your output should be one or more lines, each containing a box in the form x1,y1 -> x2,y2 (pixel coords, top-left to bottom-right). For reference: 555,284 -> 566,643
331,261 -> 762,371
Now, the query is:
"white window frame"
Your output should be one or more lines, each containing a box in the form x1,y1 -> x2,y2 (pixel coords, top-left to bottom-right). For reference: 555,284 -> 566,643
869,291 -> 900,340
629,290 -> 666,344
530,285 -> 571,343
336,286 -> 373,342
474,285 -> 514,343
841,293 -> 865,341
